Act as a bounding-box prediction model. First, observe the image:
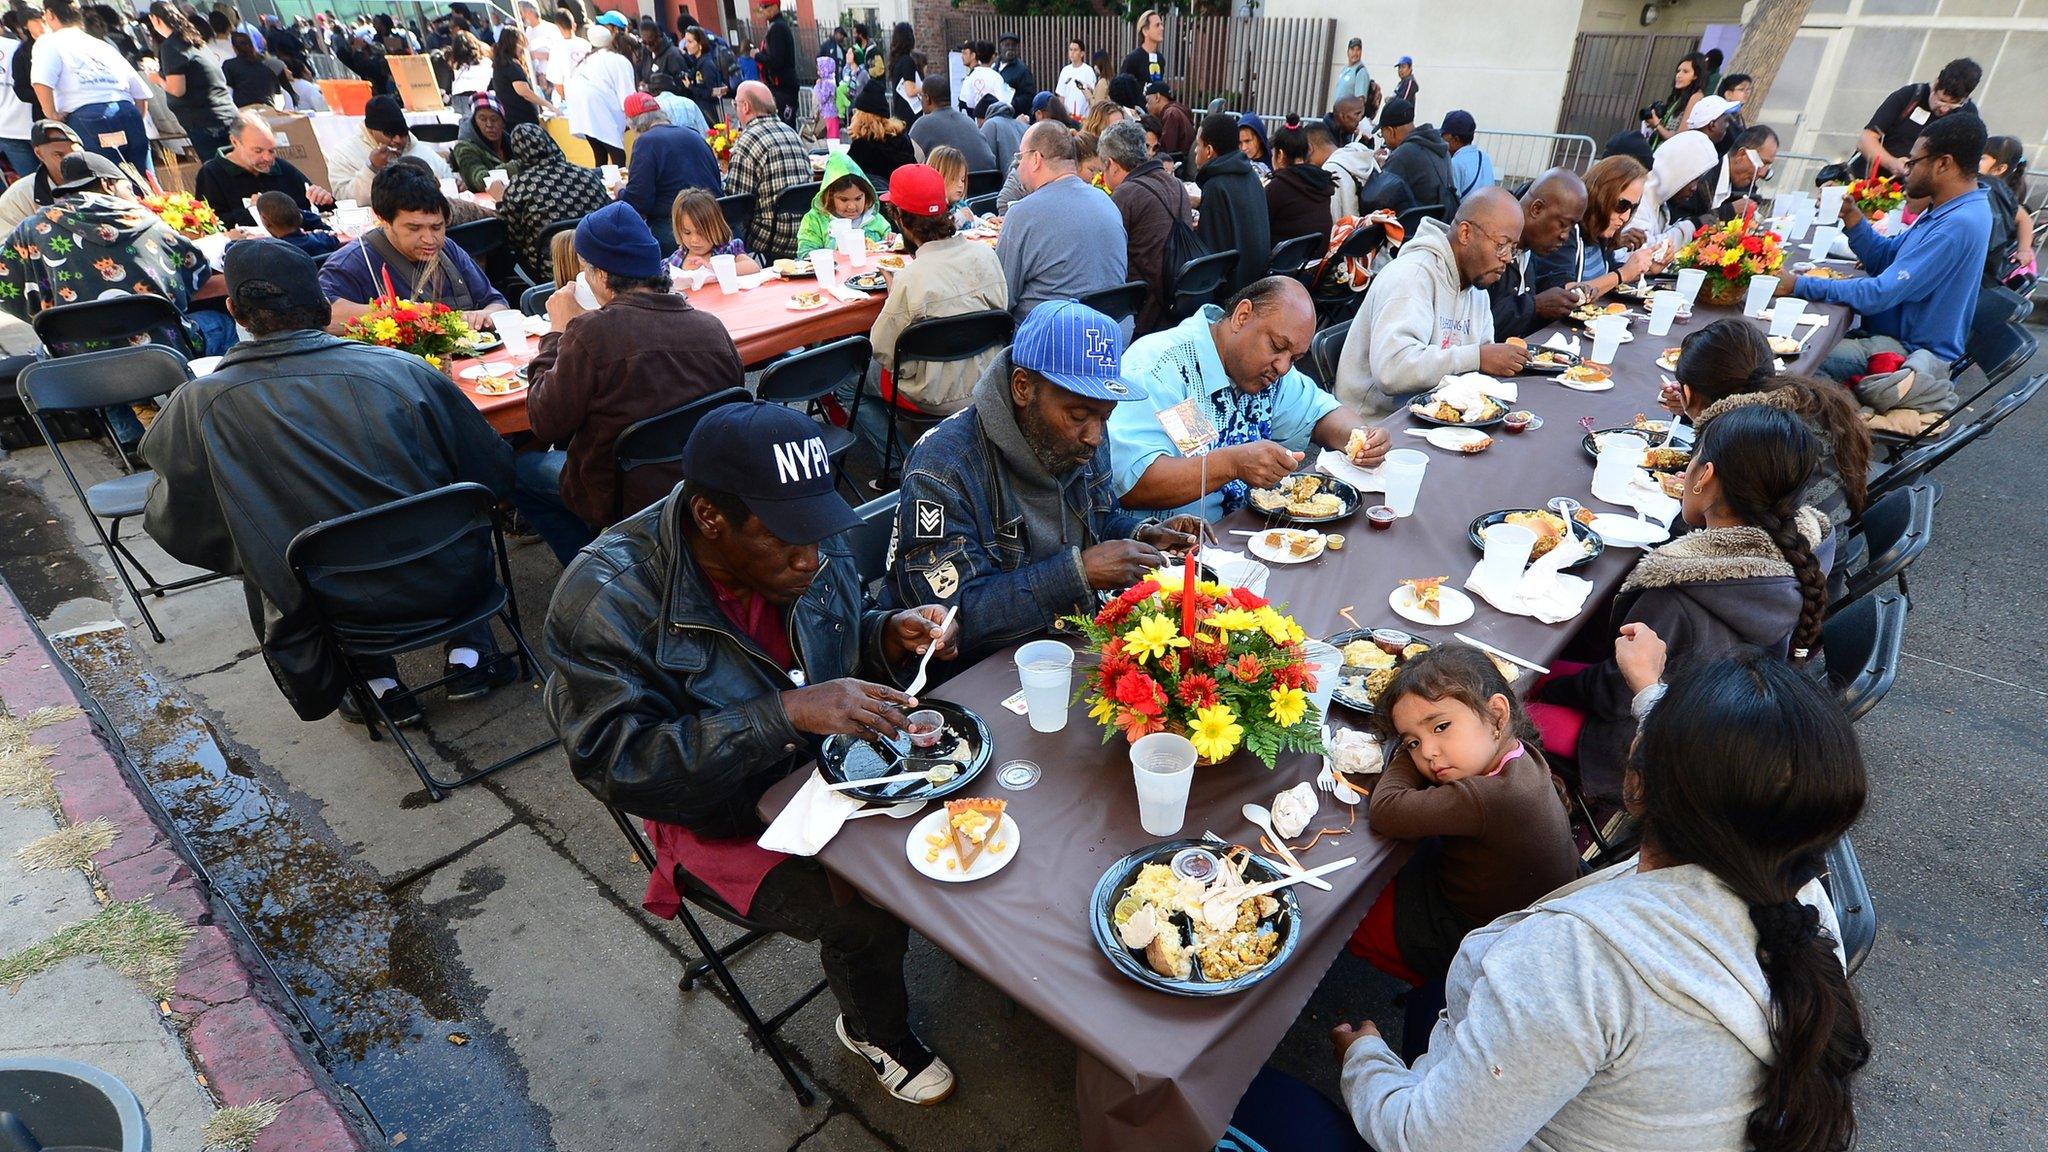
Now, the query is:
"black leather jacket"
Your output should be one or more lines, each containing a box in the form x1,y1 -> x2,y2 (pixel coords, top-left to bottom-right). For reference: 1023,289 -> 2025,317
543,495 -> 902,838
141,330 -> 515,720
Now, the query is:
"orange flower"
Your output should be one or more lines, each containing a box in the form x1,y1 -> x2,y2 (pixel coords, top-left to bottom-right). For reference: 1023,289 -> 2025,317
1229,652 -> 1263,683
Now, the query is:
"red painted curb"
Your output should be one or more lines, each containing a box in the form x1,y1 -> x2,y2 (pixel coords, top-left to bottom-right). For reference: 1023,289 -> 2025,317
0,580 -> 372,1151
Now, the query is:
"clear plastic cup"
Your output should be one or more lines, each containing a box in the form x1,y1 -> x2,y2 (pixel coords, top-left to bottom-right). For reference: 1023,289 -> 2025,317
1380,449 -> 1428,517
835,225 -> 865,266
1646,290 -> 1681,336
904,709 -> 944,748
1475,522 -> 1538,590
1743,274 -> 1779,318
1016,639 -> 1074,734
1592,432 -> 1649,495
1589,313 -> 1628,363
1301,639 -> 1342,721
1769,297 -> 1809,339
488,309 -> 526,353
709,252 -> 739,293
1816,184 -> 1845,223
810,248 -> 838,286
1674,267 -> 1707,308
1131,732 -> 1197,836
1805,225 -> 1842,265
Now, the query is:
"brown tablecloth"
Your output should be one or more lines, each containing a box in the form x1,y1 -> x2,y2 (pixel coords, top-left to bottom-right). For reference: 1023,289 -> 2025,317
759,292 -> 1853,1152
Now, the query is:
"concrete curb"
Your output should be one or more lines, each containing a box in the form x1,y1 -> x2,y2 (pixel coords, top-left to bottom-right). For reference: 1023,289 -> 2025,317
0,580 -> 373,1152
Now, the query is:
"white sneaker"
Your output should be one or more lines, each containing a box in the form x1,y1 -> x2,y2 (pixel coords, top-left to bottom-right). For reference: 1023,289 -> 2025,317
834,1015 -> 955,1105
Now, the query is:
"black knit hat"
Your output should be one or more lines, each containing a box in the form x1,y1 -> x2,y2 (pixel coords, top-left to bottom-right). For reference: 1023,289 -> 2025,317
854,76 -> 891,118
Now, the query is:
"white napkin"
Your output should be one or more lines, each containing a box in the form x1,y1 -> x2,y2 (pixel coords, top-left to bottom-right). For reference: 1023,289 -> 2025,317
1542,332 -> 1581,355
735,269 -> 781,290
1439,371 -> 1517,404
673,267 -> 713,292
1592,465 -> 1684,526
1796,312 -> 1830,328
1430,372 -> 1513,420
1466,535 -> 1595,624
193,232 -> 233,265
1201,546 -> 1269,596
757,771 -> 864,856
1315,448 -> 1386,494
826,280 -> 867,304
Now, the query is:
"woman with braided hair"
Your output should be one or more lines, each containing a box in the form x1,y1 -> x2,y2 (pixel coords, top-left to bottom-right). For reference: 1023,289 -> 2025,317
1660,317 -> 1872,531
1530,404 -> 1834,802
1321,648 -> 1869,1152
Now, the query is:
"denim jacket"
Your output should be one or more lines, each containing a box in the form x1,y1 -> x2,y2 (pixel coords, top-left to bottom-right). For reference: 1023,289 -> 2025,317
883,360 -> 1150,670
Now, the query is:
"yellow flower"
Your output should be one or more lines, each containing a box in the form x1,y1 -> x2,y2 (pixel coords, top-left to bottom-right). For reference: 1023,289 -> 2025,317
1268,685 -> 1307,729
1189,703 -> 1243,762
1088,692 -> 1118,727
1720,248 -> 1742,268
1206,607 -> 1261,634
370,317 -> 400,342
1123,614 -> 1189,664
1146,565 -> 1185,592
1253,606 -> 1304,646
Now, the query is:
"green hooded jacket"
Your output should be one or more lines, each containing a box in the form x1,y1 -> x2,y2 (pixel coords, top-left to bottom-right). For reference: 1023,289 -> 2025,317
795,149 -> 893,257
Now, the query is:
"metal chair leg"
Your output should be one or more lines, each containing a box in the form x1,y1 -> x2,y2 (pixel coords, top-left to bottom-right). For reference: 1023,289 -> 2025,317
83,511 -> 165,642
672,905 -> 816,1106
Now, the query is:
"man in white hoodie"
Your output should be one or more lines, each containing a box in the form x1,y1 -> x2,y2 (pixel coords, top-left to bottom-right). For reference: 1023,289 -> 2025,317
1323,97 -> 1379,219
1336,187 -> 1530,417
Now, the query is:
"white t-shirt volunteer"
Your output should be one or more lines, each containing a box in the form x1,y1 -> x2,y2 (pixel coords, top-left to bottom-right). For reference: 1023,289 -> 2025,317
0,38 -> 35,139
1056,63 -> 1095,117
29,25 -> 151,114
566,47 -> 633,150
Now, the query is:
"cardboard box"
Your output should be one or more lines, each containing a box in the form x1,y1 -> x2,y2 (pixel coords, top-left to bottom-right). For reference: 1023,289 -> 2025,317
254,109 -> 331,193
390,56 -> 445,113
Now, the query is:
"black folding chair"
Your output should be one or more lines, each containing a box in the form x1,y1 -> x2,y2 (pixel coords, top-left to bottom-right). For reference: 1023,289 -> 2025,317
756,335 -> 868,479
716,192 -> 756,244
613,387 -> 750,514
1820,835 -> 1877,977
1882,319 -> 2038,457
1077,280 -> 1149,325
859,310 -> 1013,490
16,347 -> 226,643
1396,203 -> 1446,239
1303,319 -> 1352,391
409,121 -> 459,143
1830,483 -> 1938,613
965,168 -> 1003,198
285,482 -> 557,799
772,181 -> 823,219
519,281 -> 553,317
1268,233 -> 1324,280
847,492 -> 896,594
1949,284 -> 2031,378
962,191 -> 999,218
447,216 -> 525,301
1867,372 -> 2044,502
1819,591 -> 1906,723
1171,250 -> 1238,322
604,804 -> 828,1105
31,294 -> 197,468
533,217 -> 581,270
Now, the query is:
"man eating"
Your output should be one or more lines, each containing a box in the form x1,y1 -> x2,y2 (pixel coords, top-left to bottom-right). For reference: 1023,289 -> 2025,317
194,111 -> 336,229
319,162 -> 508,332
1488,169 -> 1587,340
326,94 -> 453,203
0,119 -> 77,237
1110,276 -> 1392,520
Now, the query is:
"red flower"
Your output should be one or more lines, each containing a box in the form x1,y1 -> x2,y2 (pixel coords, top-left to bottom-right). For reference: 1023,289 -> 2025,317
1176,673 -> 1220,709
1228,587 -> 1268,610
1271,661 -> 1312,690
1111,670 -> 1165,715
1742,235 -> 1764,256
1119,579 -> 1160,605
1115,707 -> 1166,742
1229,653 -> 1264,683
1095,598 -> 1134,630
1187,634 -> 1228,668
1157,650 -> 1181,677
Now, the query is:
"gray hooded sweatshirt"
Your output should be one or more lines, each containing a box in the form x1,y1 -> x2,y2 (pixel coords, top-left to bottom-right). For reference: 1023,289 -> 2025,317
1336,216 -> 1495,417
1343,858 -> 1842,1152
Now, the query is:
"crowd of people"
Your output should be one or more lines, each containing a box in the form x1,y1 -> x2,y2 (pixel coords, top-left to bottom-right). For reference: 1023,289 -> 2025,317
0,7 -> 2031,1149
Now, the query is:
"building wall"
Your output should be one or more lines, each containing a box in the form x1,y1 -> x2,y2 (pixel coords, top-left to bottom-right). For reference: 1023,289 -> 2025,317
1576,0 -> 1749,35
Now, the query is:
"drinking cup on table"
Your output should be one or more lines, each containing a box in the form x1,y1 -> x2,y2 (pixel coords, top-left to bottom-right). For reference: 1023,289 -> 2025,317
1302,640 -> 1342,721
1592,432 -> 1649,494
1475,522 -> 1539,590
486,168 -> 509,188
1769,297 -> 1809,339
1131,732 -> 1198,836
709,252 -> 739,293
1646,290 -> 1681,336
810,248 -> 838,286
1381,448 -> 1429,517
489,309 -> 526,353
1783,196 -> 1817,242
1805,225 -> 1843,265
1588,313 -> 1628,363
1816,184 -> 1845,222
1674,267 -> 1707,309
1016,639 -> 1074,734
835,225 -> 865,266
1743,274 -> 1779,318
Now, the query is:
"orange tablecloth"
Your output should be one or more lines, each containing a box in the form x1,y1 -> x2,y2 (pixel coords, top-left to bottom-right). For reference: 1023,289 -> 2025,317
450,251 -> 891,436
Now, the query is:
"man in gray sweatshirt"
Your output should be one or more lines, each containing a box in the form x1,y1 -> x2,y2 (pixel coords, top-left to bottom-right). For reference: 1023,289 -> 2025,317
995,121 -> 1127,319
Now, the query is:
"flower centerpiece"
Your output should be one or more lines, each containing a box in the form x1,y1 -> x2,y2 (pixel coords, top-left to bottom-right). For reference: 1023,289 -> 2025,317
1842,175 -> 1904,219
705,121 -> 740,164
341,296 -> 478,370
138,192 -> 221,240
1672,209 -> 1786,307
1064,558 -> 1325,768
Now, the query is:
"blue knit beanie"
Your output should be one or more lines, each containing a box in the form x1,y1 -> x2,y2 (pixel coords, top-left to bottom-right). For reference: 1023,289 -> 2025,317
574,201 -> 663,279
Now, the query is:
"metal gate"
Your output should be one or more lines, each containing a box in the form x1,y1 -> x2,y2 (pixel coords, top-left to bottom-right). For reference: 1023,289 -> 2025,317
1558,32 -> 1703,149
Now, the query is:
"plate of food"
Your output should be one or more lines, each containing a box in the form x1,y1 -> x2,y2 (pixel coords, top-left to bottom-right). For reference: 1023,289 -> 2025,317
819,700 -> 990,803
1248,472 -> 1360,523
470,372 -> 525,396
1523,346 -> 1583,375
1324,628 -> 1433,714
1409,426 -> 1493,453
1390,576 -> 1473,626
1767,335 -> 1802,357
1467,508 -> 1606,570
906,798 -> 1019,882
1247,527 -> 1327,564
843,270 -> 890,292
875,254 -> 908,272
1803,266 -> 1848,280
1559,362 -> 1615,392
772,258 -> 814,278
787,288 -> 830,310
464,329 -> 505,355
1585,512 -> 1671,548
1579,418 -> 1694,461
1569,301 -> 1631,325
1091,839 -> 1302,996
1611,280 -> 1655,301
1655,346 -> 1682,372
1408,391 -> 1506,428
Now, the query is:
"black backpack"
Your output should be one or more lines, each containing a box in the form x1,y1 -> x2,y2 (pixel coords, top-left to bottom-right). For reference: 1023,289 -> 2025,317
1139,172 -> 1207,300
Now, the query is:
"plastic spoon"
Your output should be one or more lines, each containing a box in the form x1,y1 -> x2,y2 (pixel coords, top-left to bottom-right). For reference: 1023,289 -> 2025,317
1241,803 -> 1331,890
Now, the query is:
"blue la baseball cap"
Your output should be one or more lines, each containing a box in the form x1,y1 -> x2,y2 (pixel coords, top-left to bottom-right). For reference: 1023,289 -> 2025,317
1396,54 -> 1413,66
1012,300 -> 1140,402
595,10 -> 630,28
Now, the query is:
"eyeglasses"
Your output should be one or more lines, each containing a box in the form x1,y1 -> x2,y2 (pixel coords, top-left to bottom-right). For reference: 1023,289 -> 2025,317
1466,223 -> 1518,261
1901,154 -> 1933,172
1614,197 -> 1638,215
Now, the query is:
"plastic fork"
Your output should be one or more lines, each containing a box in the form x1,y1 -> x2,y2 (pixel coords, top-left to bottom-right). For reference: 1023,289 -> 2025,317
902,603 -> 957,701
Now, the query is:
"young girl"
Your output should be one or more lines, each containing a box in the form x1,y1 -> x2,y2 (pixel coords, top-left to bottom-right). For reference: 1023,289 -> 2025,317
813,55 -> 839,139
1981,135 -> 2035,291
549,230 -> 581,289
924,145 -> 981,230
1349,645 -> 1580,986
1533,404 -> 1832,803
665,188 -> 762,274
795,150 -> 893,257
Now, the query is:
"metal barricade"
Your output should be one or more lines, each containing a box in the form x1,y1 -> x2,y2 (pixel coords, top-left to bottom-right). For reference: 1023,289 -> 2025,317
1470,130 -> 1596,191
1765,151 -> 1836,195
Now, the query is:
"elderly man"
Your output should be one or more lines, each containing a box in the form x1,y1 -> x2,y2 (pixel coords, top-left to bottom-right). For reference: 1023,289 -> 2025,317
545,400 -> 961,1108
724,79 -> 811,261
1704,124 -> 1779,222
997,121 -> 1126,321
1327,95 -> 1367,148
514,202 -> 744,565
1488,169 -> 1586,340
143,240 -> 519,725
889,300 -> 1205,669
1102,118 -> 1191,335
319,163 -> 507,331
1110,277 -> 1391,520
907,74 -> 997,171
1337,187 -> 1528,417
618,90 -> 722,249
1145,82 -> 1193,156
195,112 -> 336,229
995,32 -> 1035,114
1378,99 -> 1454,215
327,95 -> 452,204
0,120 -> 77,236
1191,111 -> 1268,296
1324,109 -> 1379,219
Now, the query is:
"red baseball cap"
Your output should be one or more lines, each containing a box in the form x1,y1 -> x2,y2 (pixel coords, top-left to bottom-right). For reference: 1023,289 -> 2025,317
623,91 -> 660,118
879,164 -> 948,218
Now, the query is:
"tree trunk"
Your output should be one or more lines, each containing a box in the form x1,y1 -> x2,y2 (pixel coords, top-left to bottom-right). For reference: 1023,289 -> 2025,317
1727,0 -> 1816,114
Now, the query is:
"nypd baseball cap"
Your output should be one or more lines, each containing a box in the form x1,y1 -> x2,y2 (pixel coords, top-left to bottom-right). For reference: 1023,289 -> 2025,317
679,401 -> 862,545
1012,300 -> 1139,402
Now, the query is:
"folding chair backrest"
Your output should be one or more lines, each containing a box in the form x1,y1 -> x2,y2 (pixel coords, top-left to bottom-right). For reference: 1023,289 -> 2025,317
410,121 -> 459,143
1821,835 -> 1877,977
1840,483 -> 1936,607
1963,320 -> 2037,391
1077,281 -> 1149,325
1972,368 -> 2045,438
1305,320 -> 1351,391
716,193 -> 755,242
519,281 -> 554,316
963,191 -> 999,218
538,218 -> 581,249
758,336 -> 870,407
1268,233 -> 1324,278
965,169 -> 1003,198
30,295 -> 186,355
847,493 -> 896,590
17,344 -> 192,415
614,387 -> 750,513
894,310 -> 1014,367
1172,250 -> 1238,320
773,181 -> 823,219
285,482 -> 503,646
1820,591 -> 1905,723
447,216 -> 506,261
1396,203 -> 1444,238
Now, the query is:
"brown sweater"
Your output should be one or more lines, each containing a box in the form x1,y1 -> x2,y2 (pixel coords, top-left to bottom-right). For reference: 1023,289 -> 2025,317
525,291 -> 745,529
1109,158 -> 1194,336
1367,741 -> 1579,928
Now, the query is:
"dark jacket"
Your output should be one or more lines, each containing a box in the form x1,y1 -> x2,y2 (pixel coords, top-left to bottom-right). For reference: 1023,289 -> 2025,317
1539,509 -> 1832,800
759,14 -> 797,98
620,123 -> 724,230
194,153 -> 325,230
1156,102 -> 1194,157
1487,250 -> 1543,340
1195,148 -> 1270,296
525,291 -> 746,529
1110,156 -> 1192,335
139,331 -> 514,720
996,56 -> 1035,113
543,495 -> 899,837
845,131 -> 916,188
884,354 -> 1149,671
1383,124 -> 1456,215
1264,161 -> 1334,244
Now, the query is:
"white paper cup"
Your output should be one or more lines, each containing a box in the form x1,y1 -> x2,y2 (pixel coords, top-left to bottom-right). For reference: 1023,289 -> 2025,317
1816,184 -> 1845,222
601,163 -> 621,185
1475,522 -> 1538,589
1783,197 -> 1816,242
835,225 -> 865,266
1593,432 -> 1649,494
1016,639 -> 1074,734
1769,297 -> 1809,339
1589,313 -> 1629,364
1131,732 -> 1197,835
709,252 -> 738,293
573,271 -> 601,311
1381,448 -> 1428,517
1302,640 -> 1342,721
1806,225 -> 1843,264
1673,267 -> 1707,309
486,168 -> 509,187
438,176 -> 459,196
489,309 -> 526,353
810,248 -> 838,286
1647,290 -> 1681,336
1743,274 -> 1779,318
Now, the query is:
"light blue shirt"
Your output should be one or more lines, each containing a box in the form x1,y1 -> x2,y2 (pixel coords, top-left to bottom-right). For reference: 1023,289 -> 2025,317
1451,146 -> 1496,201
655,91 -> 709,135
1108,305 -> 1342,520
1335,62 -> 1371,103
